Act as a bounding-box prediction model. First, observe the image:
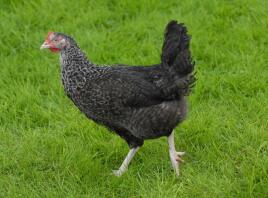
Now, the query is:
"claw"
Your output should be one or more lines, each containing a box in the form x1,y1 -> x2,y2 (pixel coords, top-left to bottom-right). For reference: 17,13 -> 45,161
169,150 -> 185,176
112,170 -> 122,177
112,147 -> 139,177
176,151 -> 185,156
175,156 -> 184,163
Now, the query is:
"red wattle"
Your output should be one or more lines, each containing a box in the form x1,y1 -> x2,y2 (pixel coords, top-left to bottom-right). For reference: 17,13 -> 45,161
49,47 -> 60,53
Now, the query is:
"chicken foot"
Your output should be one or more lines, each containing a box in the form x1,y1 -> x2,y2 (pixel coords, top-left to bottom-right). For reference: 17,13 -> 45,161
168,131 -> 185,176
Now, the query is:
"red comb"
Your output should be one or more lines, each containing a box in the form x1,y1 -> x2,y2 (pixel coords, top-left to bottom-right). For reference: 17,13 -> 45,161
45,31 -> 54,41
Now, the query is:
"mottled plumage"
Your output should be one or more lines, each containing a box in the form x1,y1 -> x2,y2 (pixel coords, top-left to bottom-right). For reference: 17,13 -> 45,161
41,20 -> 195,176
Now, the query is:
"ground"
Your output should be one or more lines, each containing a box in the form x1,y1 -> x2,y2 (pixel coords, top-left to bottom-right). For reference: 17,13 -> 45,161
0,0 -> 267,197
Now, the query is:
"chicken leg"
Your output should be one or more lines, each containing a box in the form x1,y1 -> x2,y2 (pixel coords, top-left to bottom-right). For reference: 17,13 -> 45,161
113,147 -> 139,177
168,131 -> 185,176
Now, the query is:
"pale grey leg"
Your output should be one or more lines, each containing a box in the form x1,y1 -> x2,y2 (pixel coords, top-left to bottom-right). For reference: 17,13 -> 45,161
113,147 -> 139,177
168,131 -> 185,176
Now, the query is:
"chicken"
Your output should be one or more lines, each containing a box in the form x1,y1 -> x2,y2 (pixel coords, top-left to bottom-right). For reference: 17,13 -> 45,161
40,20 -> 195,177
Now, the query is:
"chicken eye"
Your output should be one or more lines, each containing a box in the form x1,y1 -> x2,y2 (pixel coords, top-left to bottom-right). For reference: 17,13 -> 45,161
54,37 -> 63,42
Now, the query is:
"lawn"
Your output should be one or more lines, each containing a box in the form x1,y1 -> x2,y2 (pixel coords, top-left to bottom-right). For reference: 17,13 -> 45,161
0,0 -> 267,197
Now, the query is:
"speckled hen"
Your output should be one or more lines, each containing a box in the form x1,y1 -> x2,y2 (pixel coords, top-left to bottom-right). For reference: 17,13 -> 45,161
40,20 -> 196,177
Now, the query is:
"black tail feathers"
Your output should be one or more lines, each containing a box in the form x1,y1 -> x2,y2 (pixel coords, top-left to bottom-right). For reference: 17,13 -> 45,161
161,20 -> 195,76
161,20 -> 196,96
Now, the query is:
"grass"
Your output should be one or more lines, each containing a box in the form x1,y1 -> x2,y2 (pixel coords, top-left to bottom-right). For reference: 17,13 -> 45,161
0,0 -> 268,197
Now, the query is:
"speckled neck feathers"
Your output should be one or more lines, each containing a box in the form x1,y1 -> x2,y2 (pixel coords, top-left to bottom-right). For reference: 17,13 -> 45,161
60,43 -> 94,97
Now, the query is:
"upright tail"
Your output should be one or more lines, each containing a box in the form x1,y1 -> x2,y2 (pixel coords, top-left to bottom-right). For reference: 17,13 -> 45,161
161,20 -> 196,95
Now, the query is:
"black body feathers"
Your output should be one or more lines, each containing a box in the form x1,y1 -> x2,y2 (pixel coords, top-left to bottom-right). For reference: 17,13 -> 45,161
59,21 -> 195,148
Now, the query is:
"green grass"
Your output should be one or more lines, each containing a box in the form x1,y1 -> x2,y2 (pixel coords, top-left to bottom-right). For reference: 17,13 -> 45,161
0,0 -> 268,197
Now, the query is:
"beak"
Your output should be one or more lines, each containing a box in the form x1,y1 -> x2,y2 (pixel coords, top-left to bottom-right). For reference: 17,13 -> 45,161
40,41 -> 51,50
